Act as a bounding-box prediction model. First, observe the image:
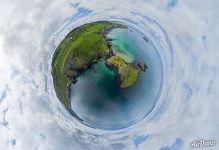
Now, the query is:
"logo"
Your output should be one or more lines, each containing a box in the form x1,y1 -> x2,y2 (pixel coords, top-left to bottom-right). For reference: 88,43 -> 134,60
191,139 -> 216,148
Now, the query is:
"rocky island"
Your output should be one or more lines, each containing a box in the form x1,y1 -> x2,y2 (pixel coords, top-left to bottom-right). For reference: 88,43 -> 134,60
52,21 -> 148,113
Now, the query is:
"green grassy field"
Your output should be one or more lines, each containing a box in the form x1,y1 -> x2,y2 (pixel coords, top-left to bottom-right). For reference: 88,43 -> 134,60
52,21 -> 126,110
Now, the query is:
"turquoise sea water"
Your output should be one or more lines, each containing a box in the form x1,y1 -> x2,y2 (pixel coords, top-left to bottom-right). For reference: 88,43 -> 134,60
70,28 -> 163,130
108,29 -> 136,63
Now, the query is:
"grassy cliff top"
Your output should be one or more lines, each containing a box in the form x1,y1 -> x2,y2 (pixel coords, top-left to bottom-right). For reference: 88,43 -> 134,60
107,55 -> 140,88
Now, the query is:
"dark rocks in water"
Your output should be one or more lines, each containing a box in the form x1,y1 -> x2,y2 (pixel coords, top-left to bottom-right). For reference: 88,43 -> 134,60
107,38 -> 114,41
143,37 -> 148,42
138,62 -> 148,72
71,78 -> 77,84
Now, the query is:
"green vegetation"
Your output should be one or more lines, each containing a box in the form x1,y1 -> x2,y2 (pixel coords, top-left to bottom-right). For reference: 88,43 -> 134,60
52,21 -> 126,110
107,55 -> 140,88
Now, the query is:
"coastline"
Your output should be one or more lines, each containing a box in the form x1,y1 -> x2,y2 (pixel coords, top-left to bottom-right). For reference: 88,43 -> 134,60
52,21 -> 128,113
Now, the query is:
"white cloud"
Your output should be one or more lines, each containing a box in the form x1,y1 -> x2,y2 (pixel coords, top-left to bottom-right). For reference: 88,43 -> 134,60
0,0 -> 218,149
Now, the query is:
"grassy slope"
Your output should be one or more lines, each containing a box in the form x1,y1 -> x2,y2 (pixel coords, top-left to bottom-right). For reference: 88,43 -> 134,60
107,55 -> 140,88
52,21 -> 119,109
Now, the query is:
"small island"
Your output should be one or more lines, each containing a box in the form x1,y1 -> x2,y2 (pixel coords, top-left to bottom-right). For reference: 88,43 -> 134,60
107,55 -> 147,88
52,21 -> 148,112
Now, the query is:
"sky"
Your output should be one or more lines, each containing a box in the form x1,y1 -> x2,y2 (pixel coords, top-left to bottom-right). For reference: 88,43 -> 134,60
0,0 -> 219,149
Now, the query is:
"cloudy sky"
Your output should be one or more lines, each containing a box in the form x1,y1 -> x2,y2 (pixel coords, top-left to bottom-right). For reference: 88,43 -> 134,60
0,0 -> 219,149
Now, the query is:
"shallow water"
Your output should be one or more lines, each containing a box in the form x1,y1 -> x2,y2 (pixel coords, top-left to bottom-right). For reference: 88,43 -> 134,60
70,28 -> 163,129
